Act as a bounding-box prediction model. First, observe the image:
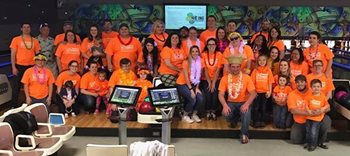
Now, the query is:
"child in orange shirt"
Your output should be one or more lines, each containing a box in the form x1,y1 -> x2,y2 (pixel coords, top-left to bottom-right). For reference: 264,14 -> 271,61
251,54 -> 274,128
94,71 -> 110,115
272,75 -> 292,129
135,68 -> 153,111
305,79 -> 330,151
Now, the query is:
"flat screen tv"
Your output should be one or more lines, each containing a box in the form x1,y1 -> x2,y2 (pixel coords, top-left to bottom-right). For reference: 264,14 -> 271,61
164,4 -> 207,30
109,85 -> 142,107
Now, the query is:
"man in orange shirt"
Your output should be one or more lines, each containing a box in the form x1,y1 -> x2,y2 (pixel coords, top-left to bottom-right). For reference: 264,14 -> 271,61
182,27 -> 205,54
106,23 -> 143,72
287,75 -> 331,148
218,57 -> 257,144
226,20 -> 237,35
54,21 -> 81,46
306,60 -> 334,100
10,22 -> 41,108
179,26 -> 189,41
199,15 -> 217,43
249,19 -> 271,44
102,19 -> 119,48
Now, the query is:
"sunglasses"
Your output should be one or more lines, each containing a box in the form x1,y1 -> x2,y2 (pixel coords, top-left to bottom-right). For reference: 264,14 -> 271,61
230,37 -> 239,41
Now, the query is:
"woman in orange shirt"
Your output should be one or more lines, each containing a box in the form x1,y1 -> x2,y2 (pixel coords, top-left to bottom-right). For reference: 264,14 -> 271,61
55,30 -> 81,73
267,27 -> 285,59
267,46 -> 280,76
149,20 -> 168,52
290,48 -> 309,77
158,33 -> 187,86
81,25 -> 104,68
200,38 -> 223,120
216,26 -> 229,53
142,38 -> 159,79
273,59 -> 295,89
176,45 -> 204,124
79,61 -> 99,113
249,34 -> 269,70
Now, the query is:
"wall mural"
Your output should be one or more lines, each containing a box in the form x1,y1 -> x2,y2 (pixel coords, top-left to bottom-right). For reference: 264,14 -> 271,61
70,4 -> 350,38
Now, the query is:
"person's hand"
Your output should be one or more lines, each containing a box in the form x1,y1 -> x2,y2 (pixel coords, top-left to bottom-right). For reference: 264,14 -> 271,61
325,69 -> 331,78
191,90 -> 196,99
12,67 -> 18,76
240,103 -> 250,114
92,93 -> 99,97
222,105 -> 231,116
210,82 -> 216,93
265,92 -> 271,98
111,104 -> 117,111
195,88 -> 202,95
244,68 -> 251,75
107,63 -> 114,72
26,97 -> 32,105
46,97 -> 51,106
206,81 -> 212,91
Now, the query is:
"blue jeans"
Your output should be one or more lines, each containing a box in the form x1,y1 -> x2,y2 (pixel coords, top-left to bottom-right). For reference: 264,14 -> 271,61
273,104 -> 287,128
306,120 -> 321,147
224,102 -> 252,136
176,84 -> 204,113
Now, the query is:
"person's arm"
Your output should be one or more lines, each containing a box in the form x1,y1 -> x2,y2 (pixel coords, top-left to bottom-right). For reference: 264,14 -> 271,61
81,51 -> 90,59
24,84 -> 31,104
219,91 -> 231,116
245,60 -> 252,74
80,89 -> 98,97
289,107 -> 310,116
106,54 -> 113,71
325,59 -> 333,78
164,59 -> 181,72
241,90 -> 257,113
182,65 -> 196,98
224,64 -> 230,75
266,83 -> 272,98
46,83 -> 53,105
204,68 -> 212,91
10,48 -> 18,75
56,57 -> 62,73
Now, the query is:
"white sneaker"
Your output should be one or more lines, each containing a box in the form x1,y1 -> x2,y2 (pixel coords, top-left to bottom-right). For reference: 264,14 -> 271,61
71,112 -> 76,117
64,113 -> 69,118
182,115 -> 194,124
192,114 -> 202,123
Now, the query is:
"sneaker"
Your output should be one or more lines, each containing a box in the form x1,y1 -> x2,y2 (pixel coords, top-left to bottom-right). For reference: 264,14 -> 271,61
94,109 -> 99,115
71,112 -> 76,117
211,112 -> 217,120
307,146 -> 316,152
182,115 -> 194,124
64,113 -> 69,118
206,112 -> 212,120
318,144 -> 328,149
192,114 -> 202,123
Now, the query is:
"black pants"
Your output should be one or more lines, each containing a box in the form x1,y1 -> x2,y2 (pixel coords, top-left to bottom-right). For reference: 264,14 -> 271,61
200,80 -> 219,111
79,94 -> 96,113
11,64 -> 32,108
56,93 -> 80,114
253,93 -> 268,123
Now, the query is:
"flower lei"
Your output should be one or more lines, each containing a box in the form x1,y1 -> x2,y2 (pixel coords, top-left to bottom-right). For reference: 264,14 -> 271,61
117,35 -> 133,46
309,44 -> 319,61
34,65 -> 47,85
118,70 -> 134,86
190,56 -> 202,85
228,72 -> 243,99
229,41 -> 244,57
187,38 -> 201,51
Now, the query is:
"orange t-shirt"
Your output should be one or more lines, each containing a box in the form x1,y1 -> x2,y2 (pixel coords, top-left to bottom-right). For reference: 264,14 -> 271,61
55,43 -> 81,71
201,52 -> 223,80
273,85 -> 292,105
55,71 -> 81,90
181,39 -> 205,54
158,47 -> 187,75
94,80 -> 109,96
268,40 -> 285,52
149,33 -> 169,52
10,36 -> 41,66
218,73 -> 255,103
80,72 -> 98,93
21,67 -> 55,99
267,59 -> 279,76
251,66 -> 274,93
135,79 -> 153,109
54,33 -> 81,46
199,29 -> 216,43
306,94 -> 329,122
223,45 -> 254,73
108,69 -> 137,87
287,89 -> 312,124
176,59 -> 204,85
249,31 -> 269,43
105,36 -> 143,71
303,44 -> 334,72
80,38 -> 95,65
102,31 -> 119,48
273,74 -> 296,90
290,61 -> 309,77
306,73 -> 335,95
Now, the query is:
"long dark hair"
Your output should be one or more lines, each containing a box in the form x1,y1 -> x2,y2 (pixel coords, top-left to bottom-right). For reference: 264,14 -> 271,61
203,38 -> 219,52
215,26 -> 227,41
64,30 -> 77,43
291,47 -> 304,64
268,26 -> 282,41
163,32 -> 182,49
88,24 -> 102,42
269,46 -> 280,63
250,34 -> 269,55
142,38 -> 159,68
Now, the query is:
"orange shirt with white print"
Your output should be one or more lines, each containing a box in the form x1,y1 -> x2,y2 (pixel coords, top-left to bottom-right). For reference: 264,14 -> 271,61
303,44 -> 334,72
218,73 -> 255,103
181,39 -> 205,54
290,61 -> 309,77
149,33 -> 169,52
10,36 -> 41,66
55,43 -> 81,71
201,51 -> 223,80
105,36 -> 143,71
223,45 -> 254,73
268,40 -> 285,52
54,33 -> 81,46
306,73 -> 335,96
273,74 -> 296,90
21,67 -> 55,99
80,38 -> 95,65
108,69 -> 137,87
95,80 -> 109,96
273,85 -> 292,105
102,31 -> 119,48
287,89 -> 312,124
199,29 -> 216,43
80,73 -> 98,93
176,59 -> 204,85
55,71 -> 81,90
135,79 -> 153,109
251,66 -> 274,93
158,47 -> 187,75
306,94 -> 329,122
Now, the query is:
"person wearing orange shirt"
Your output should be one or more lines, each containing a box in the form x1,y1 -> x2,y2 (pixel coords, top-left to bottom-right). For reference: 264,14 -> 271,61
80,25 -> 104,68
102,19 -> 119,48
267,27 -> 285,59
21,54 -> 54,108
223,32 -> 254,75
249,19 -> 270,44
158,33 -> 187,86
93,71 -> 109,115
226,20 -> 237,35
10,23 -> 41,108
216,26 -> 229,53
200,38 -> 223,120
79,61 -> 99,113
303,31 -> 334,77
182,26 -> 205,54
148,20 -> 168,52
55,60 -> 81,115
251,54 -> 274,128
272,75 -> 292,129
249,34 -> 269,70
106,23 -> 143,72
199,15 -> 217,43
142,38 -> 159,78
304,79 -> 330,151
55,30 -> 81,73
290,48 -> 309,77
273,59 -> 295,89
267,46 -> 280,76
54,21 -> 81,46
179,26 -> 189,41
306,60 -> 335,100
135,68 -> 153,111
287,75 -> 331,148
176,46 -> 204,124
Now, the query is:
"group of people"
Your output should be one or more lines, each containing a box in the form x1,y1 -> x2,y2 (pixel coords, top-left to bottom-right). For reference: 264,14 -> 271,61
10,16 -> 335,148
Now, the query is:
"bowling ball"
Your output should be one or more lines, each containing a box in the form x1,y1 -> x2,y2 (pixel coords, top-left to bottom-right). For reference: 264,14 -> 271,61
139,101 -> 154,113
335,91 -> 348,102
339,93 -> 350,110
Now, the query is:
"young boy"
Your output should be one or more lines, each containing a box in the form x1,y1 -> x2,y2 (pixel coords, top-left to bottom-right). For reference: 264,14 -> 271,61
272,75 -> 292,129
135,68 -> 153,111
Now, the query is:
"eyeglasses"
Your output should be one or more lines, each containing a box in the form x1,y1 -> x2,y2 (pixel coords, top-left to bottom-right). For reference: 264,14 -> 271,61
230,37 -> 239,41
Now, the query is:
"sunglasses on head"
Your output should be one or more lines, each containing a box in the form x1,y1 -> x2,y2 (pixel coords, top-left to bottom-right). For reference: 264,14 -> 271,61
230,37 -> 239,41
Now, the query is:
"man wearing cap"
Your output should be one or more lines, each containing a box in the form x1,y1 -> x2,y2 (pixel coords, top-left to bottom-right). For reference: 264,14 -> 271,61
54,21 -> 81,46
37,23 -> 57,77
249,19 -> 271,44
218,56 -> 257,144
21,54 -> 55,109
10,22 -> 41,108
102,19 -> 119,48
287,75 -> 331,148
